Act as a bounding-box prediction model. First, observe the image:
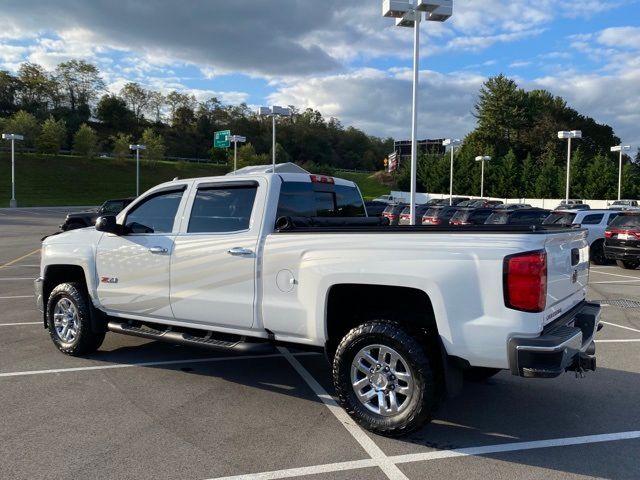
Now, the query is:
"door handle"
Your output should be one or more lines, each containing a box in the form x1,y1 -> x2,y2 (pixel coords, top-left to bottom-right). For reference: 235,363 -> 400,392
148,246 -> 168,254
227,247 -> 254,256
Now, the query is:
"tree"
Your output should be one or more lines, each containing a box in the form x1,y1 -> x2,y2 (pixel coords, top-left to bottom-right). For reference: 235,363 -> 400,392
55,60 -> 105,112
140,128 -> 165,163
146,91 -> 165,123
0,71 -> 19,116
494,149 -> 520,198
16,62 -> 55,115
37,116 -> 66,154
583,153 -> 617,199
111,133 -> 133,159
520,153 -> 536,197
534,145 -> 561,198
120,82 -> 149,122
96,94 -> 135,131
5,110 -> 41,148
73,123 -> 98,157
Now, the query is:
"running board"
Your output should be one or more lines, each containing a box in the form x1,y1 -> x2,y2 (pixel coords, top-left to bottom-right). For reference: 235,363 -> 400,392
107,320 -> 274,353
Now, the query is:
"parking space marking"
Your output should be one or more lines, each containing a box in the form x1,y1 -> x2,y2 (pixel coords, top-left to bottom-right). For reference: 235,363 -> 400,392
590,280 -> 640,284
596,339 -> 640,343
0,249 -> 40,270
0,277 -> 35,281
278,347 -> 409,480
589,270 -> 640,280
601,321 -> 640,334
0,322 -> 41,326
0,352 -> 319,378
208,430 -> 640,480
0,295 -> 32,299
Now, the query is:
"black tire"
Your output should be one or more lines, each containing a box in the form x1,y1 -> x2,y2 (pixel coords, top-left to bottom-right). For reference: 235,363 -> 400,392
616,260 -> 639,270
332,320 -> 435,437
590,241 -> 607,265
47,282 -> 105,356
65,222 -> 85,231
463,367 -> 502,382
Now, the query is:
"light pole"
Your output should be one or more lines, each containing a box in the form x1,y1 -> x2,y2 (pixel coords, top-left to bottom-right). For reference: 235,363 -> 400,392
258,106 -> 291,170
443,138 -> 461,205
475,155 -> 491,198
383,0 -> 453,225
230,135 -> 247,173
610,144 -> 630,201
2,133 -> 24,208
129,144 -> 146,196
557,130 -> 582,202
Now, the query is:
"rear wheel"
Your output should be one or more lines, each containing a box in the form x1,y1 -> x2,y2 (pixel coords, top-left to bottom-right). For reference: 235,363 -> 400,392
590,241 -> 607,265
47,282 -> 105,356
332,320 -> 435,436
616,260 -> 640,270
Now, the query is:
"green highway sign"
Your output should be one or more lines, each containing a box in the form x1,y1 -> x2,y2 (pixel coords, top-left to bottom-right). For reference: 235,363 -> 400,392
214,130 -> 231,149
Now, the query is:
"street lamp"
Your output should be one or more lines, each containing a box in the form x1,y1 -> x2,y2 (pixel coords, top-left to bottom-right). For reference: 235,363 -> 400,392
557,130 -> 582,202
230,135 -> 247,173
383,0 -> 453,225
475,155 -> 491,198
443,138 -> 461,205
2,133 -> 24,208
258,106 -> 291,170
129,144 -> 146,196
610,144 -> 631,201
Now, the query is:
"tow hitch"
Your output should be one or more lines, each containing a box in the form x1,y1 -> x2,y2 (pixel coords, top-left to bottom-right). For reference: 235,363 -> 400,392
567,341 -> 596,378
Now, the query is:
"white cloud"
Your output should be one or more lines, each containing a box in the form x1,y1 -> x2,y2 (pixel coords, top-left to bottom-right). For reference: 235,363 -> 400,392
597,26 -> 640,49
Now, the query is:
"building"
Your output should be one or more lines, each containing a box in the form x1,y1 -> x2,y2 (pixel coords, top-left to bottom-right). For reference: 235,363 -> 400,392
394,139 -> 445,162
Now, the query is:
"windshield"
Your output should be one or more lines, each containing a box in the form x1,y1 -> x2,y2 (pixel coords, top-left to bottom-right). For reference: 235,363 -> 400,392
543,212 -> 576,225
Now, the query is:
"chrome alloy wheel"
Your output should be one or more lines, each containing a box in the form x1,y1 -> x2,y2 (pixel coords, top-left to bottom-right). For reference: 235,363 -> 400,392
350,344 -> 414,416
53,298 -> 79,344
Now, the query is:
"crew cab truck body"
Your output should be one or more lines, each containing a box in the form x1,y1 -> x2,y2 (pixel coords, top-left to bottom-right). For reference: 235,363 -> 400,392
35,166 -> 600,436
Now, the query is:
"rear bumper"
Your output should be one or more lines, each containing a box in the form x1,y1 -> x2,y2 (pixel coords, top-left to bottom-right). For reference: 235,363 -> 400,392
34,277 -> 44,312
508,302 -> 600,378
604,244 -> 640,261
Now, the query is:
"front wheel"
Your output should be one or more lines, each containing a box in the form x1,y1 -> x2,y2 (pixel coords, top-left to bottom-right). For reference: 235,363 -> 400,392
616,260 -> 640,270
332,321 -> 435,436
47,282 -> 105,356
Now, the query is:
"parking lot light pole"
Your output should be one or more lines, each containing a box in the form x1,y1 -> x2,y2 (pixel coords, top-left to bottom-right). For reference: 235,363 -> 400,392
129,144 -> 146,196
475,155 -> 491,198
383,0 -> 453,225
258,106 -> 291,170
230,135 -> 247,173
557,130 -> 582,202
610,144 -> 631,201
2,133 -> 24,208
443,138 -> 461,205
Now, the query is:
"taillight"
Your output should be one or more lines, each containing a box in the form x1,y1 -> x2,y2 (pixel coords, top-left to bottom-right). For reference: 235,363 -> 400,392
504,251 -> 547,313
604,230 -> 613,239
310,174 -> 334,184
633,231 -> 640,240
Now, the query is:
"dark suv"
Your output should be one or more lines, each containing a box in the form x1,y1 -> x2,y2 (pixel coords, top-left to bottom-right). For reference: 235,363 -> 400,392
421,206 -> 460,225
382,203 -> 407,225
485,208 -> 551,226
60,198 -> 135,231
604,213 -> 640,269
449,207 -> 494,225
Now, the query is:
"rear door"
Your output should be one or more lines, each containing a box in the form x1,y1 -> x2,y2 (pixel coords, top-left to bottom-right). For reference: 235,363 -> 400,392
169,179 -> 265,330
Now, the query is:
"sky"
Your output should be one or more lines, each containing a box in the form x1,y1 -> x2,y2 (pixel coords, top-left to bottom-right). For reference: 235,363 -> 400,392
0,0 -> 639,148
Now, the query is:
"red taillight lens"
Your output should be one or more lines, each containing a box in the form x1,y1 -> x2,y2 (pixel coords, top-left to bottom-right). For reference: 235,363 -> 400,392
309,174 -> 335,184
504,251 -> 547,313
633,231 -> 640,240
604,230 -> 613,239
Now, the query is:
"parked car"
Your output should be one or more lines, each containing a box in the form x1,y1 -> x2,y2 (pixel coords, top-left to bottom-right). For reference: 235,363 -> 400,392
469,199 -> 503,208
421,206 -> 460,225
608,200 -> 639,210
35,164 -> 599,436
494,203 -> 532,210
371,194 -> 400,204
544,209 -> 620,265
381,203 -> 407,225
485,208 -> 551,226
557,200 -> 584,209
364,201 -> 388,217
450,207 -> 494,225
399,204 -> 430,225
555,203 -> 591,210
59,198 -> 135,231
449,197 -> 470,206
604,212 -> 640,269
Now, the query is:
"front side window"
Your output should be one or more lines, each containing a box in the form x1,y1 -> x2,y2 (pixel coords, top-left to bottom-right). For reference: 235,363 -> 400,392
125,190 -> 184,234
188,184 -> 257,233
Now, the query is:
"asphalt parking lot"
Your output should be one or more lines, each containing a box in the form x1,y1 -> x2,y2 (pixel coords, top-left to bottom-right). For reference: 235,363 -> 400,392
1,208 -> 639,480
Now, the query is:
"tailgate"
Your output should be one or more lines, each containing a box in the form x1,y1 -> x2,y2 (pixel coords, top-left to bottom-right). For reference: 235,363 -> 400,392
544,229 -> 589,324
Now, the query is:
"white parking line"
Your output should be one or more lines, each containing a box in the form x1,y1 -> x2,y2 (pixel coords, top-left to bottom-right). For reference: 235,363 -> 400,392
590,280 -> 640,284
0,352 -> 319,378
0,295 -> 32,299
596,339 -> 640,343
206,430 -> 640,480
0,277 -> 35,281
601,321 -> 640,334
0,322 -> 41,326
590,270 -> 640,280
278,347 -> 409,480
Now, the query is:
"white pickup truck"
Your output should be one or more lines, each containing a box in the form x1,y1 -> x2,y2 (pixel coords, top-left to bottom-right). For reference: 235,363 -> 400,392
35,164 -> 601,436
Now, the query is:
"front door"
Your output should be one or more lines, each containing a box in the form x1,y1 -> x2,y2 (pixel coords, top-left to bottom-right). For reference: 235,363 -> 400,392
95,187 -> 186,319
170,180 -> 263,330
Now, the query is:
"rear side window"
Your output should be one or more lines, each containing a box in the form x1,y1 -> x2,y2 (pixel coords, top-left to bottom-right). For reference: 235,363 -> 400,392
581,214 -> 604,225
125,190 -> 184,234
188,184 -> 257,233
609,215 -> 640,229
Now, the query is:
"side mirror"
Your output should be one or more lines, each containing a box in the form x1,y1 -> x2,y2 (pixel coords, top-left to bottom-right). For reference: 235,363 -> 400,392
95,215 -> 121,235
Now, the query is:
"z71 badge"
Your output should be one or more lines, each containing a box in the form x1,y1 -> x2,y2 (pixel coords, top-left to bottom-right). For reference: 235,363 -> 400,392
100,277 -> 118,284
